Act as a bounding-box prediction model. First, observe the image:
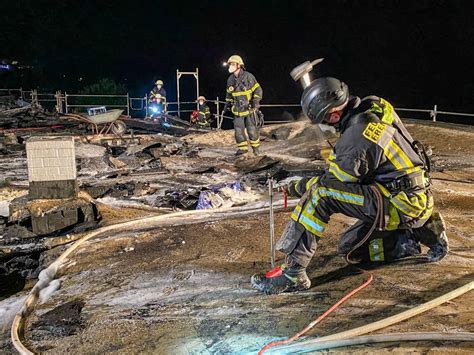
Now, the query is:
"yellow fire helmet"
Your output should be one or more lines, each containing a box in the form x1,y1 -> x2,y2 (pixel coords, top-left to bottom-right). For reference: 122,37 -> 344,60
227,55 -> 244,66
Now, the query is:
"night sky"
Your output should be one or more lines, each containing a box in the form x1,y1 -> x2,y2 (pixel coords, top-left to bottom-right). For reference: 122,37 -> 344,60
1,0 -> 473,115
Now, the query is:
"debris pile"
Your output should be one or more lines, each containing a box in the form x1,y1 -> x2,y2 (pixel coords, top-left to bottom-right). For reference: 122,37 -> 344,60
0,95 -> 59,130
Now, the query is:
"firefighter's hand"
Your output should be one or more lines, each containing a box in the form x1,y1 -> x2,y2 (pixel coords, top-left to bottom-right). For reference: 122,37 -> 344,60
286,182 -> 300,197
320,148 -> 332,164
276,178 -> 301,198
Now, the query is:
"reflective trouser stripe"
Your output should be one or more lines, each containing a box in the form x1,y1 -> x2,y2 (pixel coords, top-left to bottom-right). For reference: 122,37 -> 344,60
249,138 -> 260,147
291,204 -> 327,237
369,238 -> 385,261
291,186 -> 364,237
313,187 -> 364,206
237,141 -> 248,150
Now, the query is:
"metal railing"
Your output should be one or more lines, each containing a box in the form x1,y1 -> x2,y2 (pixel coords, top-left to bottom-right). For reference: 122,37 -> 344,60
63,93 -> 130,116
2,87 -> 473,127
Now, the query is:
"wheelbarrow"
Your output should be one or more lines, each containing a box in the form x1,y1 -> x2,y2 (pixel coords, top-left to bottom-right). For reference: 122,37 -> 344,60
65,107 -> 127,135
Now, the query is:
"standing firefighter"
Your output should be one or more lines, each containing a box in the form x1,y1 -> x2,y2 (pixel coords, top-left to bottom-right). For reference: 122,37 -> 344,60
197,96 -> 211,127
223,55 -> 263,156
150,80 -> 167,104
251,76 -> 448,295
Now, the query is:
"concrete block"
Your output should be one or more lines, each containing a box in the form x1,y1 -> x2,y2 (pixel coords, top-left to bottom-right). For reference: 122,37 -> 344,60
26,137 -> 76,183
29,180 -> 78,199
32,208 -> 79,235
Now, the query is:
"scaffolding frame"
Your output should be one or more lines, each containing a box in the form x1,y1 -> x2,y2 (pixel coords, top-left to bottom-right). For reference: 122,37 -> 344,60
176,68 -> 199,118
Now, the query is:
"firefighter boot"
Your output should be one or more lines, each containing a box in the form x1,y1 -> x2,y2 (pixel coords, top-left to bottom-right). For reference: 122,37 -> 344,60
413,211 -> 449,262
235,149 -> 247,156
250,263 -> 311,295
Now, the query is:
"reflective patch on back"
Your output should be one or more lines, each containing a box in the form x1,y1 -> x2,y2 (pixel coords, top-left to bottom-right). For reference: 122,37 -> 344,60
363,122 -> 387,143
369,238 -> 385,261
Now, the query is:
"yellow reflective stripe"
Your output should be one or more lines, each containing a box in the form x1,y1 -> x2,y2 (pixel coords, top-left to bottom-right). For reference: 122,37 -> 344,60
304,187 -> 363,211
315,187 -> 364,205
328,161 -> 359,182
391,141 -> 414,169
249,140 -> 260,147
369,238 -> 385,261
237,141 -> 248,147
291,205 -> 327,237
231,107 -> 251,116
305,177 -> 319,191
405,166 -> 422,175
250,82 -> 260,92
375,183 -> 391,197
380,98 -> 395,125
328,150 -> 336,161
291,186 -> 363,236
226,98 -> 233,102
384,140 -> 415,170
232,90 -> 252,97
380,188 -> 429,218
385,203 -> 400,231
254,94 -> 261,99
418,195 -> 434,221
369,98 -> 395,125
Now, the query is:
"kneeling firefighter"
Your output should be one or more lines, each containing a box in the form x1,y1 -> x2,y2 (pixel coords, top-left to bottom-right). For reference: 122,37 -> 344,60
251,66 -> 448,295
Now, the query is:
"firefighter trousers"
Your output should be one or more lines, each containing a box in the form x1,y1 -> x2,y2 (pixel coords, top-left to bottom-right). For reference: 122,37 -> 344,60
278,174 -> 434,267
234,114 -> 260,151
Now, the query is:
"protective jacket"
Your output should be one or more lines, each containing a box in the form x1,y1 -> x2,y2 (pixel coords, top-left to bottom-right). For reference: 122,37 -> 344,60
198,103 -> 211,126
150,87 -> 167,102
292,96 -> 433,230
226,70 -> 262,117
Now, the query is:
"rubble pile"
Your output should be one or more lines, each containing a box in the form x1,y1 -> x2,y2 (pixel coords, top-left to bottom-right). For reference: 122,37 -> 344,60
0,120 -> 334,298
0,95 -> 60,130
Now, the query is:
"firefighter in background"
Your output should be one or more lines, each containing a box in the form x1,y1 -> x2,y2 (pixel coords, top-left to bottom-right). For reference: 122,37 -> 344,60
196,96 -> 211,127
223,55 -> 263,156
150,79 -> 167,102
251,77 -> 448,295
147,80 -> 167,121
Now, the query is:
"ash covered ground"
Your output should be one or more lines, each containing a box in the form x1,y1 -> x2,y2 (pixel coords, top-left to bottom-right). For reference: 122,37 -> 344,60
1,119 -> 473,354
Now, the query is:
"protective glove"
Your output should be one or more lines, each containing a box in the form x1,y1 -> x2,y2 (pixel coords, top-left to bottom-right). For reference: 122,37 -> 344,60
286,181 -> 300,197
320,147 -> 332,165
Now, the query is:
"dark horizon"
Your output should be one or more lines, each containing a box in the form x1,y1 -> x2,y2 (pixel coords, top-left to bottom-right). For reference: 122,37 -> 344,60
1,0 -> 473,116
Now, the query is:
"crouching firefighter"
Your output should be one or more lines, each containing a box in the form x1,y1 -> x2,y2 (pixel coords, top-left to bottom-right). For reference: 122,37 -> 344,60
223,55 -> 263,156
251,76 -> 448,295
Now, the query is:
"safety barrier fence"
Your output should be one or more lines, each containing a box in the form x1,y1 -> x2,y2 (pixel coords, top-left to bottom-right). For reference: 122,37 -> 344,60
1,89 -> 473,129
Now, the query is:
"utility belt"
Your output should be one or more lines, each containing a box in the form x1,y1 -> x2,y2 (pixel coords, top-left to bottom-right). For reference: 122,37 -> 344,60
378,170 -> 431,195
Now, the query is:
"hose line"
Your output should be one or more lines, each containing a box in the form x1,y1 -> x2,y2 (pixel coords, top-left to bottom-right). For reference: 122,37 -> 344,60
11,200 -> 296,355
